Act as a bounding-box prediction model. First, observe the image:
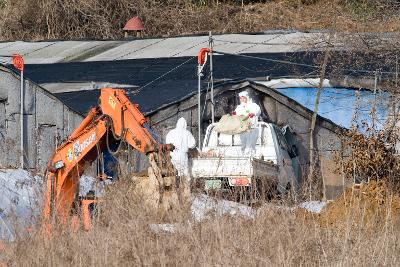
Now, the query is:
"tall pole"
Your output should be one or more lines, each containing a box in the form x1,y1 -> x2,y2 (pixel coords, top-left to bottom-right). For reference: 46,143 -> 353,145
209,31 -> 215,124
12,54 -> 25,169
197,48 -> 210,150
11,54 -> 25,168
308,42 -> 330,200
20,68 -> 24,169
197,65 -> 202,150
395,54 -> 399,88
373,70 -> 379,129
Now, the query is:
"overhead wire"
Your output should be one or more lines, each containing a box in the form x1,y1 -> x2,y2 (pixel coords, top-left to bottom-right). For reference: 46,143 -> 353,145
115,38 -> 168,60
136,56 -> 196,92
121,40 -> 208,97
213,38 -> 319,47
130,40 -> 207,78
235,33 -> 289,53
59,56 -> 197,103
213,50 -> 318,69
213,49 -> 398,75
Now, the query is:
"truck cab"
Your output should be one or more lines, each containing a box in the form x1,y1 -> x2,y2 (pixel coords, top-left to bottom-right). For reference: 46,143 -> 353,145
190,122 -> 301,199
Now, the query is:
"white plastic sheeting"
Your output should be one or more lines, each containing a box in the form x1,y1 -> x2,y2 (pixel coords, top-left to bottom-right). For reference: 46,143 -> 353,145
299,201 -> 327,213
256,78 -> 331,89
79,175 -> 110,197
191,194 -> 255,222
276,87 -> 390,129
149,223 -> 177,233
0,170 -> 110,240
149,195 -> 255,234
0,169 -> 42,240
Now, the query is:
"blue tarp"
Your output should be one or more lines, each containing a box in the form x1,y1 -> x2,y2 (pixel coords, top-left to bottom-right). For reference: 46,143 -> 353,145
276,87 -> 390,130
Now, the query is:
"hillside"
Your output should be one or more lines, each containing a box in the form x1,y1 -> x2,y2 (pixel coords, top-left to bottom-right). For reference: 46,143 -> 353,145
0,0 -> 399,41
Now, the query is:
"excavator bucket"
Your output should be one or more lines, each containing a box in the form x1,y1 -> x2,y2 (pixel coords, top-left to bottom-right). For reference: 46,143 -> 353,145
130,167 -> 179,217
131,152 -> 182,218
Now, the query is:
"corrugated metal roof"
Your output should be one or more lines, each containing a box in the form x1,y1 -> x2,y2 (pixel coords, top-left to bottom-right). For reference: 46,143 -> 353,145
1,31 -> 398,64
1,32 -> 395,117
0,32 -> 322,64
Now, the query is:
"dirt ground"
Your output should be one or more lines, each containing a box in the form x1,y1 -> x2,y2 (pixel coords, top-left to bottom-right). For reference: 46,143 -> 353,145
297,180 -> 400,230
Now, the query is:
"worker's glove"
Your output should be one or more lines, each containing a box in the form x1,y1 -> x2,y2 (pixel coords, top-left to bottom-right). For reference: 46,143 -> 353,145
248,113 -> 255,118
231,111 -> 237,116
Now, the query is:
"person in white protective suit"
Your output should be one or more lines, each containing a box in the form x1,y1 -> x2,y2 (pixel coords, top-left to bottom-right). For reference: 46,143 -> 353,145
231,91 -> 261,156
232,91 -> 261,125
165,117 -> 196,179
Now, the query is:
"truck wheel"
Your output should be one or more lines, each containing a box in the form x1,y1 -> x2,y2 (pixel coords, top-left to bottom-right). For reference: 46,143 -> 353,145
256,177 -> 278,202
285,182 -> 298,203
255,177 -> 265,203
253,177 -> 271,204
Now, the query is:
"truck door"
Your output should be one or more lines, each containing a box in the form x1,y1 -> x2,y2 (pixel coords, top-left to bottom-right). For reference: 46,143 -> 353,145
272,125 -> 298,192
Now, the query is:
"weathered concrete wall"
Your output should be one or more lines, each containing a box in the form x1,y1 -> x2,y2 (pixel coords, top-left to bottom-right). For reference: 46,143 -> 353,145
0,66 -> 83,173
263,92 -> 344,199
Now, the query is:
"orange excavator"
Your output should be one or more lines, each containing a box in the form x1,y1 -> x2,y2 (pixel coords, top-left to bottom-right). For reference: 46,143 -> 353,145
43,88 -> 177,231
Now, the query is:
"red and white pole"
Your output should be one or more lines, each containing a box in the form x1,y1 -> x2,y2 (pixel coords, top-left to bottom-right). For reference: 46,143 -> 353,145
197,48 -> 210,150
12,54 -> 25,169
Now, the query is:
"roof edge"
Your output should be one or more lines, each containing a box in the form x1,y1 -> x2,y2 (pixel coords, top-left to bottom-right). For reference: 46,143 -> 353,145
145,78 -> 346,134
0,63 -> 84,116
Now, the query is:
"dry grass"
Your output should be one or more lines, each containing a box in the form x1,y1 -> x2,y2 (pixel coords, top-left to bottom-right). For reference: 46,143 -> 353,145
0,0 -> 399,41
1,3 -> 400,261
2,178 -> 400,266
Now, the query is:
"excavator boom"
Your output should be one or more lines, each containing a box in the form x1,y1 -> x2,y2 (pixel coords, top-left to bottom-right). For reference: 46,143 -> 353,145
43,88 -> 176,229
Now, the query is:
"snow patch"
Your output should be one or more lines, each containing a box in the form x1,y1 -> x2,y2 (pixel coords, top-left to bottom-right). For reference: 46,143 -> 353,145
0,169 -> 43,240
0,170 -> 113,240
191,194 -> 254,222
79,175 -> 112,197
150,194 -> 255,234
149,224 -> 177,233
299,201 -> 327,213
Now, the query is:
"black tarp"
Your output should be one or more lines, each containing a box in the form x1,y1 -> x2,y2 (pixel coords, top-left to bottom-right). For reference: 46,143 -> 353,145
22,51 -> 391,115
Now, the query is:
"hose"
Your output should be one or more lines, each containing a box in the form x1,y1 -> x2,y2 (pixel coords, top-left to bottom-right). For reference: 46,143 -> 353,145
104,115 -> 126,157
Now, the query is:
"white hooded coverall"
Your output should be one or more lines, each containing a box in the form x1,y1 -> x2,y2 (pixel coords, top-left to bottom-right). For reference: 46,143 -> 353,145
165,117 -> 196,179
235,91 -> 261,156
234,91 -> 261,126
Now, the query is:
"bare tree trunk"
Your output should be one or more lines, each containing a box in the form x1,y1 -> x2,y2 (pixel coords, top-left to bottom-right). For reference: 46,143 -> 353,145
308,40 -> 331,200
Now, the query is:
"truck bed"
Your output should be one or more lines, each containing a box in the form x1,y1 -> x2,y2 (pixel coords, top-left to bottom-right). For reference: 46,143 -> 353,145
191,157 -> 279,180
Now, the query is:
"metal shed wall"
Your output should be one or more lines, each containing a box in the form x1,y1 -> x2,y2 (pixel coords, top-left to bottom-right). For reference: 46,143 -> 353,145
0,66 -> 83,173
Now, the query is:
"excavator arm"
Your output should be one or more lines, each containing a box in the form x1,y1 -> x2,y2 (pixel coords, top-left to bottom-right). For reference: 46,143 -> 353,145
43,88 -> 176,229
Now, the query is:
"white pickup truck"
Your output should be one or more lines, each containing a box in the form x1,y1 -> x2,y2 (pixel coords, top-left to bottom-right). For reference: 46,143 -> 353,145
190,122 -> 301,199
